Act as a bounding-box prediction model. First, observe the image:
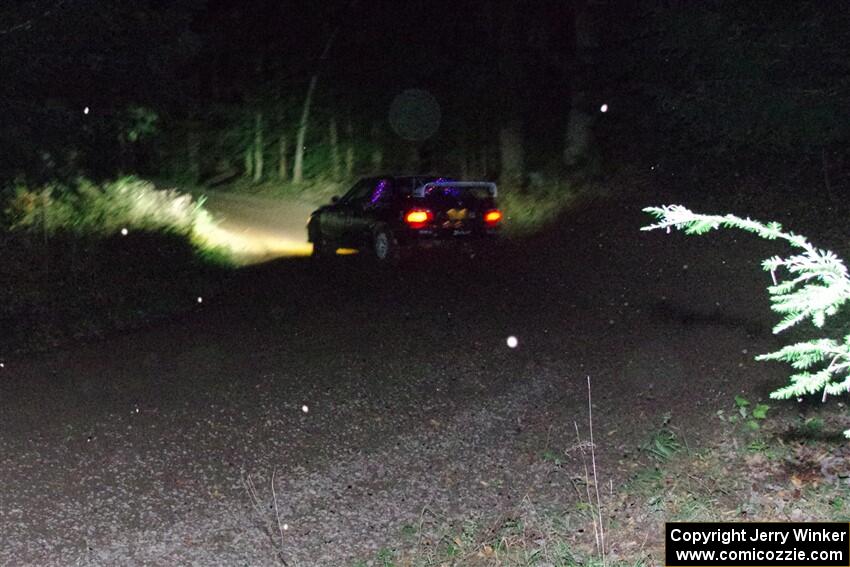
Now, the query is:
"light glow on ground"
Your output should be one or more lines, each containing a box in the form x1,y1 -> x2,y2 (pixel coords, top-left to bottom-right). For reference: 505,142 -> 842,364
196,193 -> 363,265
195,220 -> 314,263
196,193 -> 316,265
195,221 -> 361,264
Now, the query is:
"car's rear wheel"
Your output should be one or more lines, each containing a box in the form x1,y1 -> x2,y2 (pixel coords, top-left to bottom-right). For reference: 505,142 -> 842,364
371,226 -> 399,264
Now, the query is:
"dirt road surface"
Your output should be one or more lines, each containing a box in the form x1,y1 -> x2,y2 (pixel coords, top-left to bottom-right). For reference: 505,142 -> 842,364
0,195 -> 789,565
201,191 -> 316,263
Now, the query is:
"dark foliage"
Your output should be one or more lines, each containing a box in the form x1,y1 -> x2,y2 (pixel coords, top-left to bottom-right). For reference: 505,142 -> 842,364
0,229 -> 227,352
1,1 -> 848,191
600,1 -> 850,187
0,0 -> 201,182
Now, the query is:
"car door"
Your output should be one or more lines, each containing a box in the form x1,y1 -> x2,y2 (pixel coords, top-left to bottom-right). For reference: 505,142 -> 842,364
322,178 -> 375,246
318,201 -> 346,242
346,178 -> 395,243
322,178 -> 373,243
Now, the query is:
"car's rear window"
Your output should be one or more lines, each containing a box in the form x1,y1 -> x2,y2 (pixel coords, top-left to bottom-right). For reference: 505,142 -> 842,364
423,185 -> 492,201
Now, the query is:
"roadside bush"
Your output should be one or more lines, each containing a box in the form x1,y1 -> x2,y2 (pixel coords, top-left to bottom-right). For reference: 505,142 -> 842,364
1,177 -> 231,352
643,205 -> 850,438
499,182 -> 581,235
6,176 -> 215,239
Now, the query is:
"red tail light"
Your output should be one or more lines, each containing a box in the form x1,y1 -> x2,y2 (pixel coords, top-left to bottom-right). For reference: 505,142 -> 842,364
404,208 -> 433,229
484,209 -> 503,225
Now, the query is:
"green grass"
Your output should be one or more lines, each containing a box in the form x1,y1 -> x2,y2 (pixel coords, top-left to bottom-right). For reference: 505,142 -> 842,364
353,402 -> 850,567
639,428 -> 682,462
352,506 -> 650,567
639,414 -> 683,463
495,183 -> 580,236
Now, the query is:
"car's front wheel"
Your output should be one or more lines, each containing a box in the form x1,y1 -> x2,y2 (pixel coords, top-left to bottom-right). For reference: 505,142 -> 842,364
310,233 -> 336,259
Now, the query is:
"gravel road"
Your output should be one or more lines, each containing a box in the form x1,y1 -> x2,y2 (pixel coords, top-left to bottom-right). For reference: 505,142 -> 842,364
0,194 -> 788,565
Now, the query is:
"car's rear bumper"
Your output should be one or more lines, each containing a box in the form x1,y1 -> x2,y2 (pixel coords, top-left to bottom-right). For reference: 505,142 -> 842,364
398,227 -> 499,244
397,229 -> 501,253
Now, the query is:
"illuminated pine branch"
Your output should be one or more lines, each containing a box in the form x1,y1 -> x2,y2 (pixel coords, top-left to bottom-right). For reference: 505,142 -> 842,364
643,204 -> 850,438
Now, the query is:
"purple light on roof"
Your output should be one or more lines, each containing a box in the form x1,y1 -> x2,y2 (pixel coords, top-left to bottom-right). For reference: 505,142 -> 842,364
426,178 -> 452,195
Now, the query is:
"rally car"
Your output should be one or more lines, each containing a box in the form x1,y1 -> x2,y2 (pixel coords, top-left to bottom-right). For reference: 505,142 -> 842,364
307,176 -> 502,262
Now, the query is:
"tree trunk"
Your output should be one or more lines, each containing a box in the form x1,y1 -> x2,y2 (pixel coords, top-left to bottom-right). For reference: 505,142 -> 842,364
495,3 -> 525,187
291,9 -> 348,183
278,134 -> 288,181
459,144 -> 469,179
372,148 -> 383,174
187,126 -> 200,184
252,111 -> 264,183
370,122 -> 383,173
292,75 -> 317,184
329,117 -> 341,181
117,139 -> 129,176
405,145 -> 419,173
345,119 -> 355,177
499,120 -> 525,187
563,0 -> 593,168
244,146 -> 253,179
563,100 -> 591,167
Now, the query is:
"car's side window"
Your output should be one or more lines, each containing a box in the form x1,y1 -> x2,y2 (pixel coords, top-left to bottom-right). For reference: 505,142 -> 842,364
340,179 -> 374,204
340,178 -> 395,209
394,178 -> 413,198
366,178 -> 393,207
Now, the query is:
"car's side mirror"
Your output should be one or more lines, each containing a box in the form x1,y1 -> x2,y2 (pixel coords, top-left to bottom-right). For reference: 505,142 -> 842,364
331,196 -> 340,204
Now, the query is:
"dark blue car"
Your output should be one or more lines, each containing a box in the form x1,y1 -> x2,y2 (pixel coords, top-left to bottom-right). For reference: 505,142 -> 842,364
307,176 -> 502,262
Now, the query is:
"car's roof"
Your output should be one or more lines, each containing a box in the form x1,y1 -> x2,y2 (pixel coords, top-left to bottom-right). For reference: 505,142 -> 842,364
369,175 -> 454,187
374,175 -> 451,182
